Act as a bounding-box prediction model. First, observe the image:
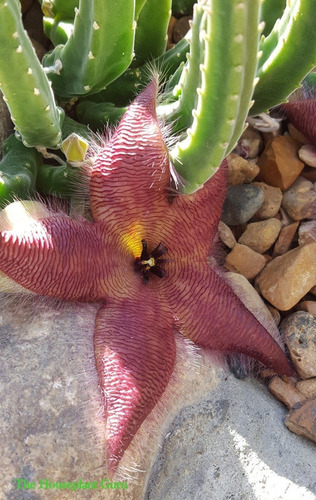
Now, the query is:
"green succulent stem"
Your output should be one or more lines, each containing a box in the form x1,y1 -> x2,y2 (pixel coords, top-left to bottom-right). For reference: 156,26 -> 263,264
82,33 -> 190,107
260,0 -> 286,36
0,134 -> 41,206
157,2 -> 205,132
170,0 -> 261,194
0,0 -> 64,149
252,0 -> 316,115
42,0 -> 136,98
133,0 -> 171,67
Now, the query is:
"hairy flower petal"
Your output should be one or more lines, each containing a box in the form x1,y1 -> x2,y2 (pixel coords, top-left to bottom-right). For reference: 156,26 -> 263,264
163,262 -> 294,376
94,291 -> 176,475
90,79 -> 171,257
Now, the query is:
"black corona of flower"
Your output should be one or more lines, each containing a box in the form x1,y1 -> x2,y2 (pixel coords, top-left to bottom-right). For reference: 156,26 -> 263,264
134,239 -> 168,282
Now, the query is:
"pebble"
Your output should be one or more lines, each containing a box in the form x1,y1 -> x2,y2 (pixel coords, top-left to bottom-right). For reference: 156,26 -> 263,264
281,312 -> 316,379
237,126 -> 263,159
225,244 -> 266,280
298,144 -> 316,167
257,135 -> 304,190
238,218 -> 282,254
218,221 -> 236,249
256,243 -> 316,311
221,185 -> 264,226
253,182 -> 282,219
282,176 -> 316,220
295,301 -> 316,316
227,153 -> 259,185
272,221 -> 299,257
285,398 -> 316,444
268,377 -> 305,409
296,378 -> 316,399
298,220 -> 316,245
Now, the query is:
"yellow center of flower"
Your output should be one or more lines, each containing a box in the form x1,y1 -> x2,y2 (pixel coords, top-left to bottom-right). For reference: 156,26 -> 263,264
120,223 -> 144,257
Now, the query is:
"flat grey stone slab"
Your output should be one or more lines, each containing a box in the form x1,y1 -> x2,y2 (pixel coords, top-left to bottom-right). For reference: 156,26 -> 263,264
1,295 -> 315,499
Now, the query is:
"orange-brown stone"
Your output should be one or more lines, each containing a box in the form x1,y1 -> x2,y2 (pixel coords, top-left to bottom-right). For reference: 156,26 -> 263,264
296,379 -> 316,399
273,221 -> 299,257
225,244 -> 266,280
257,136 -> 304,190
256,243 -> 316,310
269,377 -> 305,408
285,399 -> 316,444
227,153 -> 259,185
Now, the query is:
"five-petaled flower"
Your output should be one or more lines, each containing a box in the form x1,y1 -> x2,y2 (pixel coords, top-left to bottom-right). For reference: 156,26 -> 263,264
0,78 -> 293,474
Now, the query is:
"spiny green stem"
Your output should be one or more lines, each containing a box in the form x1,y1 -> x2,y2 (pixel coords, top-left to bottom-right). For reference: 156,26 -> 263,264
0,134 -> 41,206
43,0 -> 136,98
132,0 -> 171,67
0,0 -> 64,149
252,0 -> 316,115
80,33 -> 190,107
170,0 -> 261,194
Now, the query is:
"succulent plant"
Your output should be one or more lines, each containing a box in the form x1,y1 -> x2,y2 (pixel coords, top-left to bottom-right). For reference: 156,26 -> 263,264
0,0 -> 315,198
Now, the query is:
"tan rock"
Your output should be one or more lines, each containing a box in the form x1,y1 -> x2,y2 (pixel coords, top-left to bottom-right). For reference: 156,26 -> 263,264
269,377 -> 305,408
253,182 -> 282,219
273,221 -> 299,257
256,243 -> 316,310
288,123 -> 309,145
281,312 -> 316,379
227,153 -> 259,185
238,218 -> 282,254
238,126 -> 263,158
279,207 -> 294,227
225,244 -> 266,280
257,135 -> 304,190
282,176 -> 316,221
285,399 -> 316,444
218,221 -> 236,249
298,220 -> 316,246
296,378 -> 316,399
295,301 -> 316,316
298,144 -> 316,168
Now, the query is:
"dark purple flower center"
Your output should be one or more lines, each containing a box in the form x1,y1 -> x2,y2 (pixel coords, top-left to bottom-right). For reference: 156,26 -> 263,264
134,239 -> 168,282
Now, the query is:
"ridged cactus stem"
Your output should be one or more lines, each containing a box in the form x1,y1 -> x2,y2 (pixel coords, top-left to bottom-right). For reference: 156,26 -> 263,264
251,0 -> 316,115
42,0 -> 136,98
0,0 -> 64,149
133,0 -> 171,67
170,0 -> 261,194
157,2 -> 205,132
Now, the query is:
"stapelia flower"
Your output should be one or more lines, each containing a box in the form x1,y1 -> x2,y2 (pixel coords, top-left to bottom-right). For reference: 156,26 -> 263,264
0,79 -> 293,474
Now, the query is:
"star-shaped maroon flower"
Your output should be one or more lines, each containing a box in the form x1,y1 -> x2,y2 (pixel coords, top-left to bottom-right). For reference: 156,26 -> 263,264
0,79 -> 293,475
